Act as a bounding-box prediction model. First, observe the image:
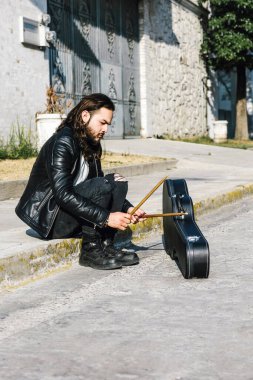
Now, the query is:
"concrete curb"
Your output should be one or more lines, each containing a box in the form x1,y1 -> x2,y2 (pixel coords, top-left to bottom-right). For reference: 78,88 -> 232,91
1,182 -> 253,290
0,180 -> 28,202
193,183 -> 253,216
0,239 -> 80,289
0,159 -> 176,201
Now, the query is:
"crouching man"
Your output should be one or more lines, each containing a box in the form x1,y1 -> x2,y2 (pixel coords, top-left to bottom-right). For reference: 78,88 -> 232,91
15,93 -> 145,270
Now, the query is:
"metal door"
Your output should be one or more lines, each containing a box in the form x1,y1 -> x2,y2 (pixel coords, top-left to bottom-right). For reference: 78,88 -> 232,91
47,0 -> 140,138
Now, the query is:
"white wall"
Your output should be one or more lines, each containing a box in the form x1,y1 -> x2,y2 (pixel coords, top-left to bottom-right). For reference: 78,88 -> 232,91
0,0 -> 49,139
139,0 -> 207,138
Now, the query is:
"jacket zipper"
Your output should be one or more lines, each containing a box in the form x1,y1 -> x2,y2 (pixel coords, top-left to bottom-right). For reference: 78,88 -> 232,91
94,154 -> 98,177
93,154 -> 99,229
37,188 -> 53,212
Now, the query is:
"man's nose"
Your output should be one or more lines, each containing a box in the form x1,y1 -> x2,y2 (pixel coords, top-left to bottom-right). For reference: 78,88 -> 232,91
103,124 -> 108,133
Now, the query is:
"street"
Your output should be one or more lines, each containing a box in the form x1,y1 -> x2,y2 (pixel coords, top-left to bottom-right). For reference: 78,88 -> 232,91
0,196 -> 253,380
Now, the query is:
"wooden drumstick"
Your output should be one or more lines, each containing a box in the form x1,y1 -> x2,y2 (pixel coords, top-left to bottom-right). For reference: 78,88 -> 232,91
130,175 -> 168,216
141,212 -> 188,218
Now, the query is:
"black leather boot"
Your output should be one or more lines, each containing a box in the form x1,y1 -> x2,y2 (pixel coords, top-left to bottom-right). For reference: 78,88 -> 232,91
102,228 -> 139,266
79,226 -> 122,270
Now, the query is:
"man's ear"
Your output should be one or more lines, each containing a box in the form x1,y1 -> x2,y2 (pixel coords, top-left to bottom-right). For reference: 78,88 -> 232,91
81,110 -> 90,124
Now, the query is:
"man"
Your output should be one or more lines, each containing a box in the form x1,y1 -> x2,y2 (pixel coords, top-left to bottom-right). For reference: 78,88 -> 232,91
15,93 -> 145,270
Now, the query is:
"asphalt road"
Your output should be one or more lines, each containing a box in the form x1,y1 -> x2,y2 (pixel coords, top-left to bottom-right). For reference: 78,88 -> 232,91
0,196 -> 253,380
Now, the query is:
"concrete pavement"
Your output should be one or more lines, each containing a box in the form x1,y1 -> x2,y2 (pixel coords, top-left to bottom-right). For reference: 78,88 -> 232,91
1,138 -> 253,289
0,197 -> 253,379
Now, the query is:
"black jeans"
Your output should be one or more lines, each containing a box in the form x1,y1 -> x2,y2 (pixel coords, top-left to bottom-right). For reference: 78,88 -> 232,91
50,174 -> 128,239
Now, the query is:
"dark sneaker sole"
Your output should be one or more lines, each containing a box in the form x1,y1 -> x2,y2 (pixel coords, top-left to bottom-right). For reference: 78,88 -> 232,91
121,258 -> 140,266
79,258 -> 122,270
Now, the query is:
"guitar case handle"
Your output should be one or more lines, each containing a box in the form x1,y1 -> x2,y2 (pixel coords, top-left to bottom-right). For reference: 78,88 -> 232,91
175,194 -> 185,213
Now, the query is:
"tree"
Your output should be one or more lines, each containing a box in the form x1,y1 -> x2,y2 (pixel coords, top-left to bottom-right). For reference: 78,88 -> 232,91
199,0 -> 253,139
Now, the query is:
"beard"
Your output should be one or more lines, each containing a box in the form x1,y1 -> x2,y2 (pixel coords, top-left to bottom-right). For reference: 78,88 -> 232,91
84,123 -> 105,156
77,119 -> 103,161
85,123 -> 100,146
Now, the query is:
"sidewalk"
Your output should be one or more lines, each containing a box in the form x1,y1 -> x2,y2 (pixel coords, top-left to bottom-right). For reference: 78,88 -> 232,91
1,138 -> 253,288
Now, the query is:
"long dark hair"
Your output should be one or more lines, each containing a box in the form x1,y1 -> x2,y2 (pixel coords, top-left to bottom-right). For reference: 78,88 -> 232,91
57,93 -> 115,160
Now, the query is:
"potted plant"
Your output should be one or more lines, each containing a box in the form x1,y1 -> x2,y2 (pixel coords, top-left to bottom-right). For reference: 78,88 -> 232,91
212,119 -> 228,143
35,87 -> 67,150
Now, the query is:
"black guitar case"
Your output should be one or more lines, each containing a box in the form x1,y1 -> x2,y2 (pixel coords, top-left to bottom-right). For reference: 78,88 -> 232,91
163,179 -> 210,279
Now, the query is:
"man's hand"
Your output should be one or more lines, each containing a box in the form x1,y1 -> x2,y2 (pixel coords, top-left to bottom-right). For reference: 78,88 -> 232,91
107,212 -> 132,230
127,207 -> 146,224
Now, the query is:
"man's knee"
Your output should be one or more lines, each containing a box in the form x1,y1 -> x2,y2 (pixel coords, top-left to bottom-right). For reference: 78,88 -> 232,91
89,178 -> 115,201
74,177 -> 114,199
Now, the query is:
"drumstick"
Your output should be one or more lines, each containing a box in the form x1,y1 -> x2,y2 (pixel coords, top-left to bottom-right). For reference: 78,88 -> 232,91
141,212 -> 188,218
130,175 -> 168,216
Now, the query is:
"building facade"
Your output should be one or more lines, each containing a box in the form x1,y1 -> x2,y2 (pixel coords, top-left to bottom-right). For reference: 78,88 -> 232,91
0,0 -> 208,140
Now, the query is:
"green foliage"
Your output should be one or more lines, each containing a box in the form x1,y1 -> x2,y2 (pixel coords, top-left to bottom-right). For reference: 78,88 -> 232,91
199,0 -> 253,70
0,123 -> 37,159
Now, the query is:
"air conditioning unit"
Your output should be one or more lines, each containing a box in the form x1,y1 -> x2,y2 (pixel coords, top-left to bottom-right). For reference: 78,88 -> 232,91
20,16 -> 40,46
20,15 -> 56,47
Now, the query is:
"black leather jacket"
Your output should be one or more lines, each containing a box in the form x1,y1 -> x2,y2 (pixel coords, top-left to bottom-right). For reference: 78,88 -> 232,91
15,126 -> 131,238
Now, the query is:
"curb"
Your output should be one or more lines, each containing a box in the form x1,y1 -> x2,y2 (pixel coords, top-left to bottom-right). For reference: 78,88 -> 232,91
0,159 -> 177,201
193,183 -> 253,216
0,180 -> 28,202
1,183 -> 253,290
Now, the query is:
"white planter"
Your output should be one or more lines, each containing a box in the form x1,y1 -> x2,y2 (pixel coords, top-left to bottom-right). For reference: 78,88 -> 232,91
213,120 -> 228,143
36,113 -> 66,150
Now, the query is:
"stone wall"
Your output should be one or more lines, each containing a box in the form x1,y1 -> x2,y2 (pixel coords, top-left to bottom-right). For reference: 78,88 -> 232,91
0,0 -> 48,139
139,0 -> 207,138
